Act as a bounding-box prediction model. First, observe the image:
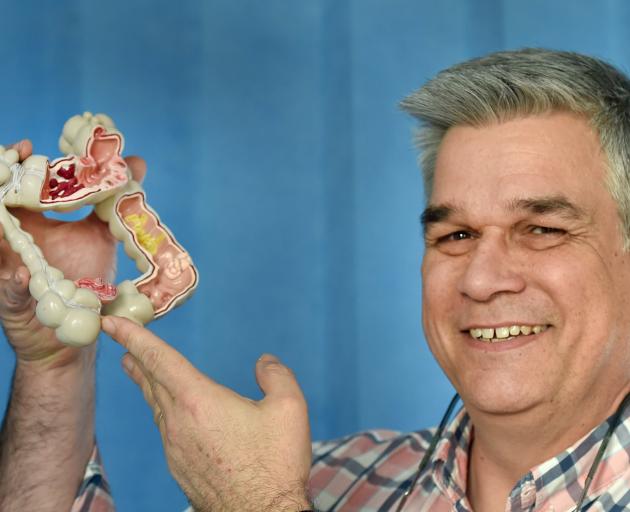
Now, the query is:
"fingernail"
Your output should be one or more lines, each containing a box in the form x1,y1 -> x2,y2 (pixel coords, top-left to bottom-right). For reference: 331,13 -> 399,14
102,316 -> 115,333
13,271 -> 21,284
258,353 -> 280,364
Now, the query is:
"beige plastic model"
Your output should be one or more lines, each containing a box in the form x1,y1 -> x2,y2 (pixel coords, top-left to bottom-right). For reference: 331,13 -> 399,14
0,113 -> 198,346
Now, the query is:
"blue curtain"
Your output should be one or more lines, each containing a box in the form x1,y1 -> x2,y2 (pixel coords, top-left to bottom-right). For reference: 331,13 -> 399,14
0,0 -> 628,509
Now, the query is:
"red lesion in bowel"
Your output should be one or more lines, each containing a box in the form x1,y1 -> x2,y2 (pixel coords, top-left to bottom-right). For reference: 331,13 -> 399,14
75,277 -> 118,303
117,193 -> 197,316
43,161 -> 85,200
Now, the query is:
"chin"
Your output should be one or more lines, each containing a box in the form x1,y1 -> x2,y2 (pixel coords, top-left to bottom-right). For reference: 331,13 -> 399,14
458,377 -> 543,416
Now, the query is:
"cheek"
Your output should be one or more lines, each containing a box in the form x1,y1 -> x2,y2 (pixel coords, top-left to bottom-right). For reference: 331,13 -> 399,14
421,258 -> 458,319
421,258 -> 462,356
536,249 -> 619,343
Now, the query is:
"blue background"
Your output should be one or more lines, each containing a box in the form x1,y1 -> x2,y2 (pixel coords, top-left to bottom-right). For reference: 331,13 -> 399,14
0,1 -> 628,510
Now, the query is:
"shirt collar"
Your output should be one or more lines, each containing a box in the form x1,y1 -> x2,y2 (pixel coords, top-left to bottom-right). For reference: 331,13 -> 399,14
431,406 -> 471,502
428,400 -> 630,508
532,401 -> 630,506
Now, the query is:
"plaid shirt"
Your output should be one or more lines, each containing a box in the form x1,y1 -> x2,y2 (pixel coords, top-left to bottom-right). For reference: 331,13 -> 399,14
72,406 -> 630,512
309,406 -> 630,511
71,446 -> 114,512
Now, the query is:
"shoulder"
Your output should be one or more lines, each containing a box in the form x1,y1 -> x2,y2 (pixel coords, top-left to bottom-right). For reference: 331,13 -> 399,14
312,428 -> 435,465
309,428 -> 436,510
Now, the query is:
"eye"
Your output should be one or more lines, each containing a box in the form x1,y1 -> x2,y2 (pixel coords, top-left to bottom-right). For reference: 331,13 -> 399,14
427,230 -> 476,256
522,225 -> 568,250
437,230 -> 472,243
530,225 -> 566,235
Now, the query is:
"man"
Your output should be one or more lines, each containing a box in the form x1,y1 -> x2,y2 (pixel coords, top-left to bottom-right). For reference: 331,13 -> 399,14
308,49 -> 630,511
3,48 -> 630,511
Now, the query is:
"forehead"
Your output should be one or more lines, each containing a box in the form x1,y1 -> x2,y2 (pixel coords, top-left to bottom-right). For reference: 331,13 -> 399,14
430,112 -> 610,212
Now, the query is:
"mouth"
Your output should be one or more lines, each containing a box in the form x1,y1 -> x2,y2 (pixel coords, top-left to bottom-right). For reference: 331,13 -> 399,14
467,324 -> 550,344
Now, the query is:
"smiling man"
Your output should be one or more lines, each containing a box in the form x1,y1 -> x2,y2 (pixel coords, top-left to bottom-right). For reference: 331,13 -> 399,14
419,112 -> 630,510
3,49 -> 630,512
309,50 -> 630,511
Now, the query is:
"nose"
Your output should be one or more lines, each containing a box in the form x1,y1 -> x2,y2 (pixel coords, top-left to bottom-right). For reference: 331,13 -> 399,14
457,231 -> 526,302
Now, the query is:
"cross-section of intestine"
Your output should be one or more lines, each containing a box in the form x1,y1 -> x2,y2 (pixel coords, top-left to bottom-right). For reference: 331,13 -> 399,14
116,193 -> 197,315
0,113 -> 198,346
41,127 -> 128,204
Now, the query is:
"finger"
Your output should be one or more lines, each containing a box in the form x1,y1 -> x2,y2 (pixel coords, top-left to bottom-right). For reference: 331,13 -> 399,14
8,139 -> 33,161
123,352 -> 174,410
0,266 -> 32,315
122,353 -> 174,418
103,315 -> 198,394
124,155 -> 147,184
0,232 -> 29,278
255,354 -> 306,402
8,266 -> 30,298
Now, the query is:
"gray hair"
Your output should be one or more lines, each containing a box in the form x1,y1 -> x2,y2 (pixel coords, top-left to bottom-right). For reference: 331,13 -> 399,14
400,48 -> 630,248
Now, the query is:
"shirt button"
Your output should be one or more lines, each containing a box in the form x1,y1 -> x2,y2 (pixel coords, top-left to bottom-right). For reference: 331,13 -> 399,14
520,487 -> 536,507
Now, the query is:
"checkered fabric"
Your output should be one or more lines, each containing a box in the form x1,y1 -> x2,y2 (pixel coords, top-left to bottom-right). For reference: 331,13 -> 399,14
309,406 -> 630,511
72,406 -> 630,511
71,446 -> 115,512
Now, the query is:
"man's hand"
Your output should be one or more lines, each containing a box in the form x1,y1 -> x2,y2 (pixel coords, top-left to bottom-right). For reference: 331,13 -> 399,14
0,143 -> 146,512
103,315 -> 314,512
0,147 -> 147,368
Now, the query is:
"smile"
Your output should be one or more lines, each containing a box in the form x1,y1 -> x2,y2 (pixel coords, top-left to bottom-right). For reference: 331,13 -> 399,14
468,324 -> 549,343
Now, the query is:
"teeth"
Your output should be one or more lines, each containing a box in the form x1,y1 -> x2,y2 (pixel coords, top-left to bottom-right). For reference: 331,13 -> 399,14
495,327 -> 510,339
481,328 -> 494,339
469,324 -> 548,343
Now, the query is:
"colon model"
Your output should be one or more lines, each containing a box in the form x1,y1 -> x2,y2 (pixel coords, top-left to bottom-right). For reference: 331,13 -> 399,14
0,113 -> 198,347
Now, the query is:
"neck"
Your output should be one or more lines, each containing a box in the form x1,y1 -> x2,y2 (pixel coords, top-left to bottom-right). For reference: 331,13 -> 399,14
465,385 -> 630,512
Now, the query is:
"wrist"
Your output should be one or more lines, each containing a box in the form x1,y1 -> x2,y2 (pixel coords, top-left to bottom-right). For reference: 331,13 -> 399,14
189,486 -> 313,512
7,342 -> 96,454
0,338 -> 97,512
265,488 -> 313,512
15,340 -> 96,373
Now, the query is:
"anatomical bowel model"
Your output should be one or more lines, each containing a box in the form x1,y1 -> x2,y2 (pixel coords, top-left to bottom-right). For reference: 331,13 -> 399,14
0,113 -> 198,346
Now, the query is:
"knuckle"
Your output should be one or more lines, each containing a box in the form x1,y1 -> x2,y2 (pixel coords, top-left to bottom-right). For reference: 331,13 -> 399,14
117,320 -> 144,347
123,327 -> 142,349
163,421 -> 179,444
141,347 -> 160,373
276,394 -> 306,414
180,392 -> 201,417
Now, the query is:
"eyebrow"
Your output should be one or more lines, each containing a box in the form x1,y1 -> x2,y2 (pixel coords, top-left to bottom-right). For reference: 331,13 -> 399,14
420,204 -> 458,230
507,196 -> 587,220
420,195 -> 587,232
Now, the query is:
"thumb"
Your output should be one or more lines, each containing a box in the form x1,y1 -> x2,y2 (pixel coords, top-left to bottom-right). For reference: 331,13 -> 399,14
125,155 -> 147,184
8,140 -> 33,161
1,266 -> 32,313
255,354 -> 304,401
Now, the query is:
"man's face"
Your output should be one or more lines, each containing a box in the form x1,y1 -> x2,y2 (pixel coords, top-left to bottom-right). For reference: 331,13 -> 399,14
422,112 -> 630,418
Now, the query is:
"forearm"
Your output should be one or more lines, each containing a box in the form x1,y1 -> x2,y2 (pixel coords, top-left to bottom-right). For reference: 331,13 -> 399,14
0,347 -> 96,511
